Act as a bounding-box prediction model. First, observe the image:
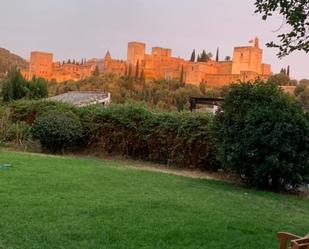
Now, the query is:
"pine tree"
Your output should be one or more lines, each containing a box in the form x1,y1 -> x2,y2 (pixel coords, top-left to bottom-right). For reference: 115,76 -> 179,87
287,65 -> 290,77
216,47 -> 219,62
190,49 -> 196,62
197,55 -> 201,62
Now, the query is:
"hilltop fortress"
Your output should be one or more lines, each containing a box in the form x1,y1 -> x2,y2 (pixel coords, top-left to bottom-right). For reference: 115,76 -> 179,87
22,37 -> 271,87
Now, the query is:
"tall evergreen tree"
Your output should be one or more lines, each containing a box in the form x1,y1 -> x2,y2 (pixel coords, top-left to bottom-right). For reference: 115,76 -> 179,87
180,65 -> 184,85
216,47 -> 219,62
200,50 -> 207,62
190,49 -> 196,62
287,65 -> 290,77
135,60 -> 139,78
197,55 -> 201,62
128,64 -> 132,77
2,67 -> 27,102
93,65 -> 100,77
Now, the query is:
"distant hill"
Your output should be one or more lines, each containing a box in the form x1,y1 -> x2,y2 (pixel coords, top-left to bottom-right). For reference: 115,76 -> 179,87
0,48 -> 28,78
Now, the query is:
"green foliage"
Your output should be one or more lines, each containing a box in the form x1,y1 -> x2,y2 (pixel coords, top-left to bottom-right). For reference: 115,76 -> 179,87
0,47 -> 28,78
78,104 -> 218,170
1,67 -> 48,102
26,77 -> 48,99
295,82 -> 309,106
48,75 -> 221,111
267,72 -> 296,86
2,67 -> 27,102
216,47 -> 219,62
213,81 -> 309,190
31,111 -> 83,152
255,0 -> 309,57
190,49 -> 196,62
93,65 -> 100,77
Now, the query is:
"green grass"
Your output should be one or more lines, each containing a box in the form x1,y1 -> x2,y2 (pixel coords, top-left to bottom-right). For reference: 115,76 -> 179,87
0,150 -> 308,249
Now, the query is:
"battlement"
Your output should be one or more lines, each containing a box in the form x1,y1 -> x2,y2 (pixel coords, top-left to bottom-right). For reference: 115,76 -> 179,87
151,47 -> 172,58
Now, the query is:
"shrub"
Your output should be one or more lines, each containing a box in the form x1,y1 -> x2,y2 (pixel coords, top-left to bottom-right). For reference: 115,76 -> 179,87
213,81 -> 309,191
31,111 -> 82,152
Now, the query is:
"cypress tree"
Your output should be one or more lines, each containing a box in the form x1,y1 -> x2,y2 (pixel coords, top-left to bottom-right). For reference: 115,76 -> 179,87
197,54 -> 201,62
135,60 -> 139,78
180,65 -> 184,85
140,69 -> 145,89
200,50 -> 207,62
128,64 -> 132,77
190,49 -> 196,62
287,65 -> 290,77
93,65 -> 100,77
216,47 -> 219,62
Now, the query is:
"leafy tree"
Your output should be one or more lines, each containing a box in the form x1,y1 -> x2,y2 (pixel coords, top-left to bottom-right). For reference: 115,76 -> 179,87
267,72 -> 290,85
213,81 -> 309,190
299,79 -> 309,86
190,49 -> 196,62
295,82 -> 309,105
225,56 -> 231,61
255,0 -> 309,57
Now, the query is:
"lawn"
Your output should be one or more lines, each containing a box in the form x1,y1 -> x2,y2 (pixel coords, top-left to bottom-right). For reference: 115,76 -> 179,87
0,150 -> 308,249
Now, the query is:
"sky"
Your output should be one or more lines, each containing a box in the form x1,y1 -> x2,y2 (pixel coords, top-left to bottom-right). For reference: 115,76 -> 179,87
0,0 -> 308,79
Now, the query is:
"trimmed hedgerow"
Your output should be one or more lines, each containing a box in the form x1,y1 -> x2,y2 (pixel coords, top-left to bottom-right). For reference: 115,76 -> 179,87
4,100 -> 218,170
77,104 -> 219,170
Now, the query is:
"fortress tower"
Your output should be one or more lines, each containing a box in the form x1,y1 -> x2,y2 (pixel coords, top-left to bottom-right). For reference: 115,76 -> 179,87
29,51 -> 53,80
127,42 -> 146,66
231,37 -> 262,75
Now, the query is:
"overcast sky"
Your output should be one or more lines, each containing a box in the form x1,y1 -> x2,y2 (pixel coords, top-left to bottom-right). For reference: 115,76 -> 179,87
1,0 -> 308,79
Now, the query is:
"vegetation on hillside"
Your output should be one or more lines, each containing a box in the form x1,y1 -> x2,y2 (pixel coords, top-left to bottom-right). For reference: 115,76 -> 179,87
0,47 -> 28,79
48,74 -> 223,111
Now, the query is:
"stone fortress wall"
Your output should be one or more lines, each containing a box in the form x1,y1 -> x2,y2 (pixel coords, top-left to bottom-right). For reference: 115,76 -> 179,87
103,37 -> 271,88
22,37 -> 271,88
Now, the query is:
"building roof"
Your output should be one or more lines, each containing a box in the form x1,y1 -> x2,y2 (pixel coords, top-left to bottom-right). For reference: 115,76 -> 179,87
48,91 -> 110,107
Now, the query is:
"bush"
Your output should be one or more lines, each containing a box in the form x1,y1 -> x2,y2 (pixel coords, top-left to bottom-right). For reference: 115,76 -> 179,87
31,111 -> 82,152
213,81 -> 309,191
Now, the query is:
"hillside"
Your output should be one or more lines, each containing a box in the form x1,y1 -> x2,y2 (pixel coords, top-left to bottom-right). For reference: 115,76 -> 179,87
0,47 -> 28,77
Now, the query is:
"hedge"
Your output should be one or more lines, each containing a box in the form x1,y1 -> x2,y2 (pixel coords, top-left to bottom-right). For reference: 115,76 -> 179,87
2,100 -> 219,170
